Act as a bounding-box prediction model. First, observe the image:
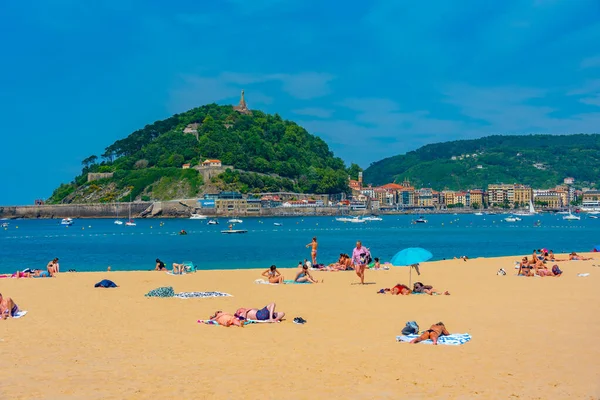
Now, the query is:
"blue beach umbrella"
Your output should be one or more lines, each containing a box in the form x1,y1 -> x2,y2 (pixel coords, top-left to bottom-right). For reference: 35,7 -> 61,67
390,247 -> 433,286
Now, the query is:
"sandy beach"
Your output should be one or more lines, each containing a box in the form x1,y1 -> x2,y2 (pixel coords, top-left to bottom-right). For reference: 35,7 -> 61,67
1,254 -> 599,399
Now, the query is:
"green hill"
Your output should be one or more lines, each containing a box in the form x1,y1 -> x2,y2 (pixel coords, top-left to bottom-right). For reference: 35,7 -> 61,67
363,134 -> 600,190
49,104 -> 358,204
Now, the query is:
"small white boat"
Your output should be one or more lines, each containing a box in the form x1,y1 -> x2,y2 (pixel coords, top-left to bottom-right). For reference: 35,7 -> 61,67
274,222 -> 282,226
589,215 -> 599,219
474,212 -> 484,216
348,218 -> 367,223
504,216 -> 521,222
190,214 -> 208,220
362,216 -> 382,221
114,220 -> 123,225
563,212 -> 580,221
125,220 -> 136,226
114,203 -> 123,225
228,218 -> 243,224
414,216 -> 428,224
207,220 -> 219,225
221,229 -> 247,234
335,217 -> 352,222
61,218 -> 74,226
1,222 -> 9,228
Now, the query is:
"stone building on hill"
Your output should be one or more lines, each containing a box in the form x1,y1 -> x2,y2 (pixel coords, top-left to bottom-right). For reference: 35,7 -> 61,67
233,90 -> 252,115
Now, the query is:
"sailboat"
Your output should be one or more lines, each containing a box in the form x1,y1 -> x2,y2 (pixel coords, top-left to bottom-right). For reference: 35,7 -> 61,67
562,210 -> 580,221
114,203 -> 123,225
515,200 -> 536,216
125,200 -> 136,226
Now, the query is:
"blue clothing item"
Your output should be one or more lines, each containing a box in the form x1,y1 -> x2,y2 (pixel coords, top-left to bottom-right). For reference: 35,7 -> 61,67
94,279 -> 118,288
255,307 -> 270,321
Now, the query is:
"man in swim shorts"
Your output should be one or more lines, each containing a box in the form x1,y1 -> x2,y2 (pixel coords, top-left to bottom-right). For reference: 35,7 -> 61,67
0,293 -> 19,319
235,303 -> 285,322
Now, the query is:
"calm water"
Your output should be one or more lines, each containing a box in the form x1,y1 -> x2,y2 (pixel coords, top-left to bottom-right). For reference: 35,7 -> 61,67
0,214 -> 598,273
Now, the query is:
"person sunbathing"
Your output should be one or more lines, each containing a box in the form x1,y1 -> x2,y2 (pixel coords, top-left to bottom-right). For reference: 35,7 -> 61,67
380,284 -> 411,295
262,265 -> 284,284
517,257 -> 533,276
235,303 -> 285,322
569,252 -> 592,261
47,258 -> 60,275
410,322 -> 450,345
412,282 -> 450,295
209,311 -> 244,327
0,293 -> 19,319
294,265 -> 321,283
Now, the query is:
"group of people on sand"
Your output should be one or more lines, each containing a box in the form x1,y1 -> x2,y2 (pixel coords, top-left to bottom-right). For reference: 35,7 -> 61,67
154,258 -> 190,274
209,302 -> 285,327
1,258 -> 59,279
517,249 -> 592,277
379,281 -> 450,296
261,264 -> 322,284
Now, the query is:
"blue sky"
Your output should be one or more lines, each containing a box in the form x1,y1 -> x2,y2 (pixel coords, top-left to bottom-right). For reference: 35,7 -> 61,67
1,0 -> 600,204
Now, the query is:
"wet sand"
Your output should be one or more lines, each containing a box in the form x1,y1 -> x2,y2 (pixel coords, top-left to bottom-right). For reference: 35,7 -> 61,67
1,254 -> 599,399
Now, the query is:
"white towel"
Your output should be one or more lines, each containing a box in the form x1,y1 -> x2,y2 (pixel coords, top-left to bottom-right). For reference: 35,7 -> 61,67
254,279 -> 276,285
12,310 -> 28,319
396,333 -> 471,345
174,292 -> 232,299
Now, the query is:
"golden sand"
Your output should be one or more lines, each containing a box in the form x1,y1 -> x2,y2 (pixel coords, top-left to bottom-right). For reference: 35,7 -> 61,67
1,254 -> 599,399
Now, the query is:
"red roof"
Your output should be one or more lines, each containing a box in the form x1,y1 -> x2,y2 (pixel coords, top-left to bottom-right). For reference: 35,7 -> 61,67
380,183 -> 403,190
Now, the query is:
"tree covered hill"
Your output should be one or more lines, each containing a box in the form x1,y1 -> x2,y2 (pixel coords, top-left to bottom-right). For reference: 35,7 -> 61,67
49,104 -> 360,203
363,134 -> 600,190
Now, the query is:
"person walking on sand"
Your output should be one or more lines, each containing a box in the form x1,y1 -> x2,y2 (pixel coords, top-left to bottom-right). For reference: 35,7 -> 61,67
352,241 -> 370,284
305,237 -> 318,266
410,322 -> 450,345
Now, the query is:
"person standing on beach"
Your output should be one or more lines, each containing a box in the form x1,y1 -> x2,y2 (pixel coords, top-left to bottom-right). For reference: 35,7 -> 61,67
305,237 -> 318,266
352,241 -> 370,284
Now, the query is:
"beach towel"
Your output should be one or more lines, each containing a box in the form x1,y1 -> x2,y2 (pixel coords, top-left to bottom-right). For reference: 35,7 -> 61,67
396,333 -> 471,345
255,279 -> 278,285
577,273 -> 590,277
174,291 -> 231,299
283,280 -> 311,284
94,279 -> 118,288
145,286 -> 175,297
166,271 -> 187,276
12,310 -> 28,319
197,319 -> 270,325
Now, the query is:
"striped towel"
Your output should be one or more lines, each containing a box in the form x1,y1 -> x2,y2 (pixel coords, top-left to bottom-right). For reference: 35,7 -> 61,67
396,333 -> 471,345
175,291 -> 232,299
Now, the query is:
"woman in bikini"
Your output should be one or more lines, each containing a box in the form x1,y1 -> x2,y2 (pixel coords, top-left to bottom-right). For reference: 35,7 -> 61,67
262,265 -> 284,284
410,322 -> 450,345
518,257 -> 533,276
381,283 -> 411,295
305,237 -> 318,266
295,265 -> 321,283
412,282 -> 450,295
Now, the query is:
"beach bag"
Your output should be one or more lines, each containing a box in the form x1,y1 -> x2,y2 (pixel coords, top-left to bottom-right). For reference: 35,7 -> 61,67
145,286 -> 175,297
552,265 -> 563,275
360,252 -> 372,265
401,321 -> 419,335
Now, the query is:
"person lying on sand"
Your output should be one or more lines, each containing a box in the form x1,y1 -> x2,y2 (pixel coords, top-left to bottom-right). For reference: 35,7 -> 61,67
569,252 -> 592,261
235,303 -> 285,322
262,265 -> 284,284
295,265 -> 321,283
412,282 -> 450,295
379,284 -> 411,295
410,322 -> 450,345
0,293 -> 19,319
209,311 -> 244,327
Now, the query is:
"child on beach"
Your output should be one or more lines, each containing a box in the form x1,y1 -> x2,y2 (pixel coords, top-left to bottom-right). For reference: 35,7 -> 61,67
410,322 -> 450,345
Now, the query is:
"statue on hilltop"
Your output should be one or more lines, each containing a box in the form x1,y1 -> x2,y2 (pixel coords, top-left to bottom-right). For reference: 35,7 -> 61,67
233,90 -> 251,115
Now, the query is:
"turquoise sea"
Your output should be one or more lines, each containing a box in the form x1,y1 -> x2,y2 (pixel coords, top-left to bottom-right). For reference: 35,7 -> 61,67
0,214 -> 598,274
